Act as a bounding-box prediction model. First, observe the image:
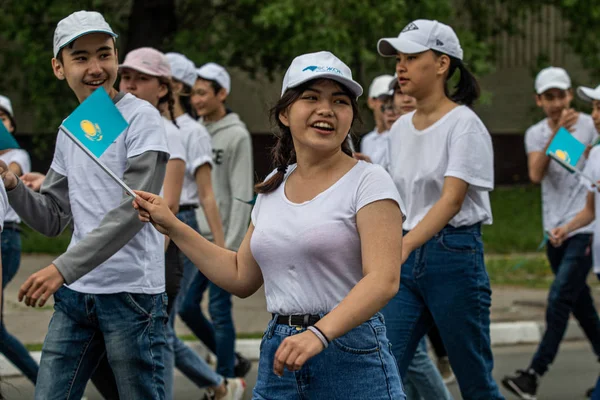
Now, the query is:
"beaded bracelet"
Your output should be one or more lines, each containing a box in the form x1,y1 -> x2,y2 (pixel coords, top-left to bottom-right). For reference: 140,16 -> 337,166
307,326 -> 329,349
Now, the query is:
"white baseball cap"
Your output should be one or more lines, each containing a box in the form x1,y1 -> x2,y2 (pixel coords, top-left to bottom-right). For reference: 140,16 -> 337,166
165,53 -> 197,88
281,51 -> 363,98
0,95 -> 13,117
378,19 -> 463,61
196,63 -> 231,94
535,67 -> 571,94
368,75 -> 394,98
577,85 -> 600,102
53,11 -> 117,58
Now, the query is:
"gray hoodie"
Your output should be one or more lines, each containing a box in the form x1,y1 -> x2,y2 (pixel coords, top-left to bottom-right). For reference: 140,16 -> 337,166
196,113 -> 254,251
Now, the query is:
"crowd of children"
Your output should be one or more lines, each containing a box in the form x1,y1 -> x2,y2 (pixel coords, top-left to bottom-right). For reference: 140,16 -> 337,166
0,9 -> 599,400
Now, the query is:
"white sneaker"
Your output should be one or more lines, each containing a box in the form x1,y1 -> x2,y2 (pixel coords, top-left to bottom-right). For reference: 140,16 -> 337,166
223,378 -> 246,400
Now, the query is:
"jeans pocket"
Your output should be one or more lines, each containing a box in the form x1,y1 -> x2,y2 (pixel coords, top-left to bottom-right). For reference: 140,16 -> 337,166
124,293 -> 156,317
438,232 -> 481,253
332,321 -> 381,354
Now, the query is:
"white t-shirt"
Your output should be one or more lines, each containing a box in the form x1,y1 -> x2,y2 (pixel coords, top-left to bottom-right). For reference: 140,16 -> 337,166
0,149 -> 31,223
581,146 -> 600,273
525,114 -> 598,235
175,114 -> 213,206
50,93 -> 169,294
360,129 -> 389,166
164,118 -> 186,162
250,161 -> 405,315
388,106 -> 494,230
0,180 -> 8,231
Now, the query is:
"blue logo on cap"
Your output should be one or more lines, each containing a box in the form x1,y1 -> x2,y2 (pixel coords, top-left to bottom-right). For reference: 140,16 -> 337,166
302,66 -> 342,75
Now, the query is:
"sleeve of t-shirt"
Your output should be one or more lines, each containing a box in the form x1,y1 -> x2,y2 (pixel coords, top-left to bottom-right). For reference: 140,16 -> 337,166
355,164 -> 406,220
187,126 -> 214,176
165,121 -> 186,161
251,169 -> 278,226
50,131 -> 67,176
0,180 -> 8,231
125,103 -> 170,159
445,130 -> 494,191
524,125 -> 545,154
583,147 -> 600,191
8,150 -> 31,174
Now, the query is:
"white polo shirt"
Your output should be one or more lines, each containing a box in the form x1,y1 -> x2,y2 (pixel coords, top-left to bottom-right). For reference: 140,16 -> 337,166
50,93 -> 169,294
388,106 -> 494,230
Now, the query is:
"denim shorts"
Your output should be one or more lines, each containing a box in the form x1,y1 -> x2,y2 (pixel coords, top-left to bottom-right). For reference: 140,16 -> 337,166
252,313 -> 405,400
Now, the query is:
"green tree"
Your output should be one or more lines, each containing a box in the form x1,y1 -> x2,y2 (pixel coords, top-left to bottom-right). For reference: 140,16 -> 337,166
1,0 -> 598,139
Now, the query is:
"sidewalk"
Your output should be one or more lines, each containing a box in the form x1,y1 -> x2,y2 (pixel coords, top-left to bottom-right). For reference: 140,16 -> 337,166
2,254 -> 598,376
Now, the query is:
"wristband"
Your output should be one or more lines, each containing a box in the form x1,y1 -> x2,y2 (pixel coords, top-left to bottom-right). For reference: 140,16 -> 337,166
307,326 -> 329,349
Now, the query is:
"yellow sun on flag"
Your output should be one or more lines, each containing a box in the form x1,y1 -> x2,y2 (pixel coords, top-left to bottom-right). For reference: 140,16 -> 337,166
555,149 -> 570,163
80,120 -> 103,142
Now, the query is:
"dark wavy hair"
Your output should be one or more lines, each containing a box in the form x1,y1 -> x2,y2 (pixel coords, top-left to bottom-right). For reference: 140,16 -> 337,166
255,78 -> 362,194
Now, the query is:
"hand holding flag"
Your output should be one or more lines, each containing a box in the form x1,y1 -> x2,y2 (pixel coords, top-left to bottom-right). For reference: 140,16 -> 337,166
546,127 -> 596,187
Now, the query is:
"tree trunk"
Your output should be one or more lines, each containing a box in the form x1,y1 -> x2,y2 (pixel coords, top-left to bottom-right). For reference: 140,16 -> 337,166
125,0 -> 176,54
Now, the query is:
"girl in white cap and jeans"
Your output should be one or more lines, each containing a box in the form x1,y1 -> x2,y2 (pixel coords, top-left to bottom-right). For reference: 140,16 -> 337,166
378,19 -> 504,400
132,50 -> 406,399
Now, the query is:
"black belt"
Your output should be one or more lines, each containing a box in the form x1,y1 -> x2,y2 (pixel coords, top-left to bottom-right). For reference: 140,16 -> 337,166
179,204 -> 198,212
274,314 -> 321,327
3,222 -> 21,232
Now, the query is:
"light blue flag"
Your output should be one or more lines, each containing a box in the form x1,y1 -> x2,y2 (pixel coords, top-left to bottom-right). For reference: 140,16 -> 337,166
546,127 -> 585,168
61,87 -> 128,158
546,126 -> 596,187
60,87 -> 136,197
0,120 -> 19,151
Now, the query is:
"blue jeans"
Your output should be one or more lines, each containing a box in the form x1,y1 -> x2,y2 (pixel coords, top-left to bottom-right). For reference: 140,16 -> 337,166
382,224 -> 503,400
166,307 -> 223,396
530,233 -> 600,375
404,338 -> 453,400
35,287 -> 168,400
177,209 -> 236,377
252,313 -> 405,400
0,228 -> 39,384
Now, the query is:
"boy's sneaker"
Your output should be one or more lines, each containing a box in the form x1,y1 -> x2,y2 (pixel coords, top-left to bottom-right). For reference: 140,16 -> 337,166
502,368 -> 538,400
234,352 -> 252,377
436,356 -> 456,385
223,378 -> 246,400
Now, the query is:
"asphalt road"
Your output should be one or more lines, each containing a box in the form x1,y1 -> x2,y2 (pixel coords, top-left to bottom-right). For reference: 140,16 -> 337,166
2,341 -> 597,399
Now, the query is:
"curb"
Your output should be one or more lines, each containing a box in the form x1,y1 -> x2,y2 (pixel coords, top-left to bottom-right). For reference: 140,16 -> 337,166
0,321 -> 586,378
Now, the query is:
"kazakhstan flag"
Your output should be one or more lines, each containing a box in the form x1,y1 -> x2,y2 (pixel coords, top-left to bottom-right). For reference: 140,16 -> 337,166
62,87 -> 128,158
546,127 -> 586,169
0,119 -> 19,151
60,87 -> 135,197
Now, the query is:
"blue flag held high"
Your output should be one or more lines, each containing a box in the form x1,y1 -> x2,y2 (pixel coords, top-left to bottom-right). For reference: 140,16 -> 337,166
546,127 -> 596,187
60,87 -> 136,197
0,120 -> 20,151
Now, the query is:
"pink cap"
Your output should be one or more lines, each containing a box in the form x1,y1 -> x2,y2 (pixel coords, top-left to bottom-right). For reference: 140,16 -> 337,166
119,47 -> 171,78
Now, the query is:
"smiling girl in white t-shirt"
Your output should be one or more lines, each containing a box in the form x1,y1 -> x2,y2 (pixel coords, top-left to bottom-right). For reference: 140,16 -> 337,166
377,19 -> 503,400
132,51 -> 406,399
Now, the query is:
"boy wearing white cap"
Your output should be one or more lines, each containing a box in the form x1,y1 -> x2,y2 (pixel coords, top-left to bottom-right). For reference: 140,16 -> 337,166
356,74 -> 395,166
186,62 -> 254,378
0,11 -> 170,399
503,68 -> 600,399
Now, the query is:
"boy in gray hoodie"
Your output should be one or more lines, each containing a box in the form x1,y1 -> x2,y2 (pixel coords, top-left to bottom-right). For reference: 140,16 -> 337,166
185,62 -> 254,378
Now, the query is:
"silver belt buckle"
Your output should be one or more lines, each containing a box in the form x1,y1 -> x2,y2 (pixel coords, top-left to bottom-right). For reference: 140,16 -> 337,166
288,315 -> 293,326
